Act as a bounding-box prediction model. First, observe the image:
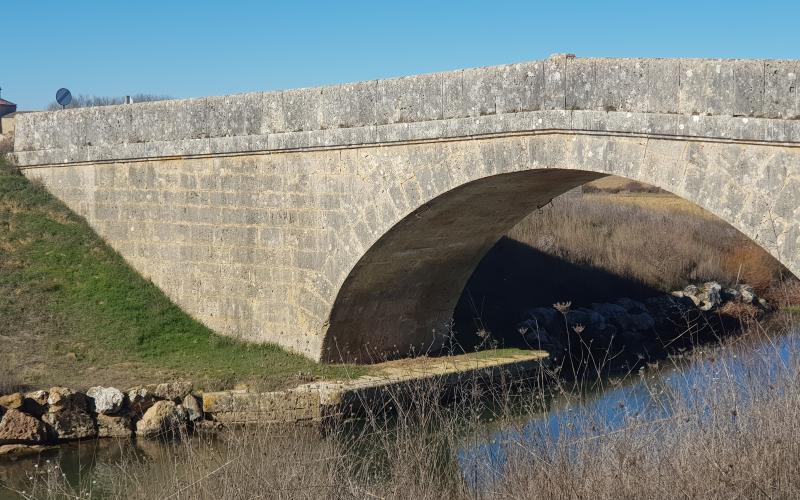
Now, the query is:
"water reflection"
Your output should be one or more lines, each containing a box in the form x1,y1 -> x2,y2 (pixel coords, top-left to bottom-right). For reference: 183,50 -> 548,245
458,324 -> 800,488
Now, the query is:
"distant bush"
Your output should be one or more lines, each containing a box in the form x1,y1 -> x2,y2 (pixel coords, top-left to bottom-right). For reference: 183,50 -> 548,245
46,94 -> 173,111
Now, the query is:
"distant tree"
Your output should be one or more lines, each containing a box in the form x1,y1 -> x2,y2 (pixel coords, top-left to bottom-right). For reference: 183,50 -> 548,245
46,94 -> 173,111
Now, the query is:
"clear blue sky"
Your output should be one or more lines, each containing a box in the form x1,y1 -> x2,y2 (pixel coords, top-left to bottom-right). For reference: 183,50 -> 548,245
5,0 -> 799,110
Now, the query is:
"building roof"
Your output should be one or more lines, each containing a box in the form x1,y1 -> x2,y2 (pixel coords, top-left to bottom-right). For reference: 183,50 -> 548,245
0,98 -> 16,107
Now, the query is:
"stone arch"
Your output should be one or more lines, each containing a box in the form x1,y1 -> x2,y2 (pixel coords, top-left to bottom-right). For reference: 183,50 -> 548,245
321,133 -> 800,362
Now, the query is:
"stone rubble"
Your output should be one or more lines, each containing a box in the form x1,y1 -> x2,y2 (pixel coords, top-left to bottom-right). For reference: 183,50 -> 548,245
519,281 -> 768,369
0,380 -> 205,456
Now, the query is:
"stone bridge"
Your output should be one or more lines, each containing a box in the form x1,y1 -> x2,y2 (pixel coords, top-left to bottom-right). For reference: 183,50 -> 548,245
11,56 -> 800,362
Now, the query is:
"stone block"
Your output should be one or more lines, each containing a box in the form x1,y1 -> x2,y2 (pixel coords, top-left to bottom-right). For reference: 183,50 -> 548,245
678,60 -> 735,115
734,60 -> 765,117
377,73 -> 442,124
764,60 -> 800,119
320,81 -> 377,129
281,88 -> 323,132
543,56 -> 567,109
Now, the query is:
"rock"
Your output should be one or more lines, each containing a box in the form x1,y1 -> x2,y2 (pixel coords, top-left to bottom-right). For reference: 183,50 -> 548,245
737,284 -> 756,304
136,401 -> 188,439
628,312 -> 655,331
590,302 -> 627,318
154,381 -> 193,402
97,413 -> 133,438
672,283 -> 722,311
23,390 -> 49,417
696,282 -> 722,311
43,388 -> 96,441
42,410 -> 96,441
615,298 -> 648,314
574,307 -> 607,331
47,387 -> 88,412
182,395 -> 204,423
127,386 -> 157,416
519,308 -> 565,352
0,409 -> 49,444
672,284 -> 700,305
722,287 -> 741,302
0,444 -> 49,458
0,393 -> 24,411
87,386 -> 125,415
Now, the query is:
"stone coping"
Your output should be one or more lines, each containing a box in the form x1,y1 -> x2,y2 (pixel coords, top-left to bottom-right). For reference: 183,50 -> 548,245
14,110 -> 800,169
13,56 -> 800,167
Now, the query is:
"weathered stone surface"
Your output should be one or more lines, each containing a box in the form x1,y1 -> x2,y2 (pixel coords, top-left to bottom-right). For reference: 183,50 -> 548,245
87,386 -> 125,415
673,282 -> 724,311
43,387 -> 96,440
737,284 -> 756,304
181,394 -> 203,423
202,390 -> 321,424
42,410 -> 96,441
0,393 -> 23,411
11,56 -> 800,363
127,386 -> 157,416
47,387 -> 87,411
135,401 -> 188,438
96,413 -> 133,438
154,381 -> 193,402
0,409 -> 49,444
23,390 -> 49,417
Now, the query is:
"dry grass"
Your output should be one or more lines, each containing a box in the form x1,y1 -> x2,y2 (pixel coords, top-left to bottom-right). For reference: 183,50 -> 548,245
507,193 -> 794,296
8,318 -> 800,499
0,136 -> 12,156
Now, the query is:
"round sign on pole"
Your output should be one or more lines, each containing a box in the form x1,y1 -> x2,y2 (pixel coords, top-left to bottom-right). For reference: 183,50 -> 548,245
55,88 -> 72,109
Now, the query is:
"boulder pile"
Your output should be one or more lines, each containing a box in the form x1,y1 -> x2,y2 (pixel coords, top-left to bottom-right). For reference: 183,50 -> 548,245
518,282 -> 767,370
0,381 -> 200,456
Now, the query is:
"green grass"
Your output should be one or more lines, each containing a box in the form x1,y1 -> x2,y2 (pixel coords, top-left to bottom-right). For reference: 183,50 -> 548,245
0,157 -> 365,391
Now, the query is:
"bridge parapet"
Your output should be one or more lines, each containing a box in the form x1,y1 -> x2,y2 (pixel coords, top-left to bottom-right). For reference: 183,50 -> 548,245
14,57 -> 800,167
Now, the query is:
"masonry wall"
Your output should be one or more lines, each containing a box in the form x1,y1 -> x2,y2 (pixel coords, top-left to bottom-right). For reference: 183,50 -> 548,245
23,133 -> 800,361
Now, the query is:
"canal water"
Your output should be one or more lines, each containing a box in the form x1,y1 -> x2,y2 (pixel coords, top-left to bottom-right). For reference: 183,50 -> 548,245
1,319 -> 798,498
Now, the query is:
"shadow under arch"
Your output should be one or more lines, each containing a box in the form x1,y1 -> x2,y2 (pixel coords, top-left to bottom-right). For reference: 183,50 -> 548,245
320,168 -> 605,363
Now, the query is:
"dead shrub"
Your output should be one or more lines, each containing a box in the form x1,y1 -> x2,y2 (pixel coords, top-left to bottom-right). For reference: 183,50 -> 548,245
722,244 -> 780,291
764,279 -> 800,308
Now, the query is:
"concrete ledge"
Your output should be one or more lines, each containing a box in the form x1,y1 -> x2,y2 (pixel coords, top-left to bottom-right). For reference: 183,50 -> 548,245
201,351 -> 547,425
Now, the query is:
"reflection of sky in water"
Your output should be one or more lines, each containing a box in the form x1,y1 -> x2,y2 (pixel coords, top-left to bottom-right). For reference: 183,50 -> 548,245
459,328 -> 800,488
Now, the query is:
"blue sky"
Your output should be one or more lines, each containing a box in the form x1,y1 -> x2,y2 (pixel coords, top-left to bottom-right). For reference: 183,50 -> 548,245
4,1 -> 799,110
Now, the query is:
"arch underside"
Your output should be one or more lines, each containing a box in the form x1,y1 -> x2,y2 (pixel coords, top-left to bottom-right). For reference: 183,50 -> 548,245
322,169 -> 605,362
322,136 -> 800,363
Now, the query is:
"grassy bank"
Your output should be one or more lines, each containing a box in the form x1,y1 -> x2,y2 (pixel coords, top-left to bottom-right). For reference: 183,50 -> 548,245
0,157 -> 364,391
